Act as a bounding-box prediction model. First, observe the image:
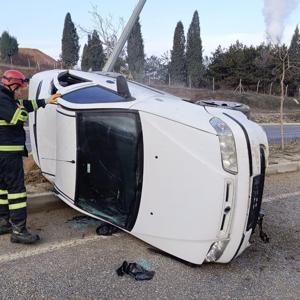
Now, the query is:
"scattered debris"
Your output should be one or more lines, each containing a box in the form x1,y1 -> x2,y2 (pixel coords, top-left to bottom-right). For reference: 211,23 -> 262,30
136,259 -> 153,271
258,212 -> 270,243
116,261 -> 155,281
67,215 -> 104,230
96,223 -> 119,236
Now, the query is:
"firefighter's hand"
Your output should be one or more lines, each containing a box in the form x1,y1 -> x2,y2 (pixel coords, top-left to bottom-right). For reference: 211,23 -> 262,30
47,93 -> 61,104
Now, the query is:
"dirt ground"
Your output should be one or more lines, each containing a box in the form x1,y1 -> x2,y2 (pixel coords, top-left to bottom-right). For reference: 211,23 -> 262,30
153,85 -> 300,123
251,112 -> 300,123
268,141 -> 300,165
24,141 -> 300,194
24,155 -> 53,194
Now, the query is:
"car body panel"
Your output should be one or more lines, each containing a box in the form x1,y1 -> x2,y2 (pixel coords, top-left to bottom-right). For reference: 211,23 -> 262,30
28,70 -> 269,265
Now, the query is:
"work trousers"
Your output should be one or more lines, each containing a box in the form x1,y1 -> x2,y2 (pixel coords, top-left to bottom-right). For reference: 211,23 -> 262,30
0,156 -> 27,224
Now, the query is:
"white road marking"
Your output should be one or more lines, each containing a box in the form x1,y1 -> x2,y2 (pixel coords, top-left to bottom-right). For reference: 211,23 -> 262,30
0,235 -> 103,264
263,191 -> 300,203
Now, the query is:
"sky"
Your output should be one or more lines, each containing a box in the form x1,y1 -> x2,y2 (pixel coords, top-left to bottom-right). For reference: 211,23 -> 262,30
0,0 -> 299,61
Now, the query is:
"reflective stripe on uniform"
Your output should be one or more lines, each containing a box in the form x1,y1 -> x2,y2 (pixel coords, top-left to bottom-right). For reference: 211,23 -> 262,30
0,120 -> 14,126
0,190 -> 8,195
32,100 -> 38,110
10,108 -> 22,124
18,110 -> 28,122
0,199 -> 9,205
9,202 -> 27,210
0,145 -> 24,152
8,192 -> 27,200
10,108 -> 28,124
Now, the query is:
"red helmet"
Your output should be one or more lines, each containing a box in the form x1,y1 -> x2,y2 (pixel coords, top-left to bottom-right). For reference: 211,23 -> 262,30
1,70 -> 29,88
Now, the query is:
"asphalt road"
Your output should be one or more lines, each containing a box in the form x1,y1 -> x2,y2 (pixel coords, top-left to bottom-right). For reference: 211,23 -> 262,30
0,171 -> 299,299
262,124 -> 300,143
25,124 -> 300,153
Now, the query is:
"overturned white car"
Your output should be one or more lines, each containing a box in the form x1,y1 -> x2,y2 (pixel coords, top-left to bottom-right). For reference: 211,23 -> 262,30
28,69 -> 268,265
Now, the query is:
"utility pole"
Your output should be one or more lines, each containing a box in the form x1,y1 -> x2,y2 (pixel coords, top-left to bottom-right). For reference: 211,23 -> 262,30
212,77 -> 215,93
103,0 -> 147,72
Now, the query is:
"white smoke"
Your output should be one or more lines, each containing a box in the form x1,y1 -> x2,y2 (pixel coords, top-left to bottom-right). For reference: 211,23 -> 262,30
263,0 -> 299,44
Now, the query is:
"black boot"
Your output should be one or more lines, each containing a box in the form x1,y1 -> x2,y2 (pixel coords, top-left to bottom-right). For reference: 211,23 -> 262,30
10,220 -> 40,244
0,217 -> 12,235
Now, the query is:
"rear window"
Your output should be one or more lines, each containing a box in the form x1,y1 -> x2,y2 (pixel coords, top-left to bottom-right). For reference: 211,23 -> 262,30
62,86 -> 126,104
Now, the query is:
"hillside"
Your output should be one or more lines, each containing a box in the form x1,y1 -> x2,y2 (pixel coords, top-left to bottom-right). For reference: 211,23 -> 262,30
12,48 -> 58,68
0,48 -> 58,79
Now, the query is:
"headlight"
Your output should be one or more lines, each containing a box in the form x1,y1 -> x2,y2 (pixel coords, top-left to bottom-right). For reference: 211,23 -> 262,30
210,117 -> 238,174
205,240 -> 229,262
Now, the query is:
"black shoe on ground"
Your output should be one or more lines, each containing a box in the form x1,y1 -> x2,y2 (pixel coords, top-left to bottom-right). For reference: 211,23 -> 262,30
0,223 -> 12,235
10,219 -> 40,244
0,217 -> 12,235
10,228 -> 40,244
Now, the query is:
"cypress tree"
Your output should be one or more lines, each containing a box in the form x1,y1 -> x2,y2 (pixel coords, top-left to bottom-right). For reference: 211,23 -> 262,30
81,31 -> 106,71
127,17 -> 145,81
289,25 -> 300,62
88,30 -> 106,71
170,21 -> 186,86
81,41 -> 89,71
288,25 -> 300,95
186,11 -> 204,87
61,13 -> 80,68
0,31 -> 18,63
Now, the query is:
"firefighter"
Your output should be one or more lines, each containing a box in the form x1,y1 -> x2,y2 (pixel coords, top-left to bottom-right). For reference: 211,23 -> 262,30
0,69 -> 60,244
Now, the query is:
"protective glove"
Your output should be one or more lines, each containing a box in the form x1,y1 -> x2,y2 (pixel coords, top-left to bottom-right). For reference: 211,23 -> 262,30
46,93 -> 61,104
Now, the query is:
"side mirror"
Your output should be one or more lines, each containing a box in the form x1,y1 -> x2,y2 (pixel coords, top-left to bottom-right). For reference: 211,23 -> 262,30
116,75 -> 132,99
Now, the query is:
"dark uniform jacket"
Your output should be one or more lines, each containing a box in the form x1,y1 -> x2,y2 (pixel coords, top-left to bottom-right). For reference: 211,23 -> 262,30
0,85 -> 46,156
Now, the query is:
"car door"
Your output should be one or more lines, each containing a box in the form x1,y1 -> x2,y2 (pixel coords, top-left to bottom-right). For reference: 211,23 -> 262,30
75,110 -> 143,231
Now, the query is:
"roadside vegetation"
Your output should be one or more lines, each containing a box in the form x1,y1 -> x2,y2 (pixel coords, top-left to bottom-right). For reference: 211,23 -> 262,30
1,7 -> 299,148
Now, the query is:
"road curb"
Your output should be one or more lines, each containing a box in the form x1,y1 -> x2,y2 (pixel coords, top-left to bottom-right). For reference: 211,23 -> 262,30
267,162 -> 300,175
260,123 -> 300,126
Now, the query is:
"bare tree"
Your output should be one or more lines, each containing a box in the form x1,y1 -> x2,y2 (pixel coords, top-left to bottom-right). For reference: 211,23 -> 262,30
278,48 -> 288,150
273,46 -> 300,150
78,5 -> 125,57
